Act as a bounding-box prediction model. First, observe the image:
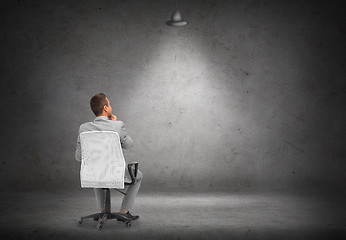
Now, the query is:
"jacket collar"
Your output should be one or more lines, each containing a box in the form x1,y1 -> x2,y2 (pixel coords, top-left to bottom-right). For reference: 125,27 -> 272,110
94,116 -> 109,121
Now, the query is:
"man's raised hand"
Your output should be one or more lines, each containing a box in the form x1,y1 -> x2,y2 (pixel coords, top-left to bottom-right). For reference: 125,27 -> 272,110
109,114 -> 117,121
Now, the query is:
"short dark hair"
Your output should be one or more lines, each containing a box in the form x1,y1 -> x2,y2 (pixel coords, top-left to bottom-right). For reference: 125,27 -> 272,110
90,93 -> 108,116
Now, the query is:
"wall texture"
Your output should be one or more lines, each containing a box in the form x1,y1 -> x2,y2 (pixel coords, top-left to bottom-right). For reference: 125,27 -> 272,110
1,0 -> 345,193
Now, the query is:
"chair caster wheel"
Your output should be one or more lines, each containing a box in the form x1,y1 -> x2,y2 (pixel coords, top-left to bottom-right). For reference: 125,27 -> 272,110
97,223 -> 103,230
126,221 -> 131,228
78,219 -> 83,225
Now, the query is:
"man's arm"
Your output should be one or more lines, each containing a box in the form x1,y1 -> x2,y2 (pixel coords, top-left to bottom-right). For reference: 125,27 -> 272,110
119,121 -> 133,149
109,114 -> 133,149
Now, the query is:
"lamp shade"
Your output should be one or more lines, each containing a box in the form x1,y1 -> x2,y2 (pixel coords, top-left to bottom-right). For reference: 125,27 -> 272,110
166,10 -> 188,27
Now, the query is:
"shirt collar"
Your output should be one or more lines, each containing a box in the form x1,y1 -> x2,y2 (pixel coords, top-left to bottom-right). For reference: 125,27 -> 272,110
94,116 -> 109,121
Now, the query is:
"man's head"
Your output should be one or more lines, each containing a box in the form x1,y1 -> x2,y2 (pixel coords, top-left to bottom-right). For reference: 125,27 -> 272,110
90,93 -> 112,117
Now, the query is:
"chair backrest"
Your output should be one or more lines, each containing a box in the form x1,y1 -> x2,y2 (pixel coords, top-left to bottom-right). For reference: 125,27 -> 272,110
80,131 -> 125,189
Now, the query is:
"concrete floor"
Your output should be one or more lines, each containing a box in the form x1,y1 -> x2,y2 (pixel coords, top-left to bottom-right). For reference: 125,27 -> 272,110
0,190 -> 345,240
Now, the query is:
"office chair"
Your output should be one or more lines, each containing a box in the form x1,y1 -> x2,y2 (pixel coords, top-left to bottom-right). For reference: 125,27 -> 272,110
77,131 -> 139,230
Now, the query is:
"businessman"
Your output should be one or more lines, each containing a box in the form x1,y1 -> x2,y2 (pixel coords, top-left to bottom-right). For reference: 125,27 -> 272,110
75,93 -> 142,220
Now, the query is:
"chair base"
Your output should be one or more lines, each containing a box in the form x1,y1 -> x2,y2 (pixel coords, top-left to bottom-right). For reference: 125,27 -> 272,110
78,162 -> 139,230
78,212 -> 132,229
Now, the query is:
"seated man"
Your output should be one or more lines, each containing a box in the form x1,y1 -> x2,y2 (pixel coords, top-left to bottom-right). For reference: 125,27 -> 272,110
75,93 -> 143,220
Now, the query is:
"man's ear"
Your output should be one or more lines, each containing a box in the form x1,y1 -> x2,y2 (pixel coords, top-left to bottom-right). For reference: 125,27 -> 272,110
103,105 -> 108,112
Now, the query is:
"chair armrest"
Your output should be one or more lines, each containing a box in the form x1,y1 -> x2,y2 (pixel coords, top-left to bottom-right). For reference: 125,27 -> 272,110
127,162 -> 139,185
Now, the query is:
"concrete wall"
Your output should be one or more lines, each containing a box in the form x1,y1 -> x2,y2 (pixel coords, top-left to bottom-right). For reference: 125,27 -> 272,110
1,0 -> 345,192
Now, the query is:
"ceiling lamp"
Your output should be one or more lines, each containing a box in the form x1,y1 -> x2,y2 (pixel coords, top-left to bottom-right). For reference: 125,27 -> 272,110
166,1 -> 188,27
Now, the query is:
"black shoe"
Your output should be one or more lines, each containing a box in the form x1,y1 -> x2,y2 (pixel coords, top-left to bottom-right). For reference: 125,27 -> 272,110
126,211 -> 139,220
115,212 -> 131,221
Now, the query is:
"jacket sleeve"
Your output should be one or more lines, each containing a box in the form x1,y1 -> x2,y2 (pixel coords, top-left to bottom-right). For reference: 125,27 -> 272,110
119,121 -> 133,149
75,127 -> 82,161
